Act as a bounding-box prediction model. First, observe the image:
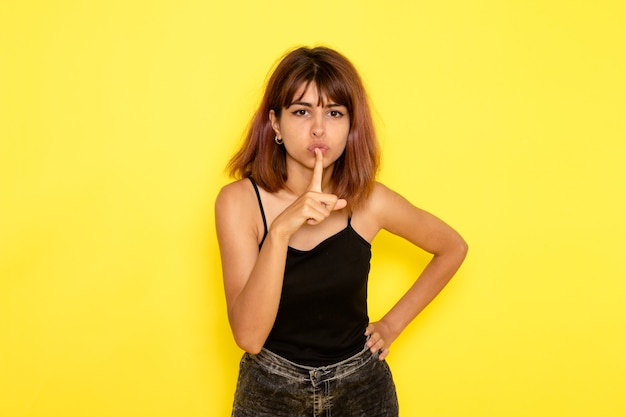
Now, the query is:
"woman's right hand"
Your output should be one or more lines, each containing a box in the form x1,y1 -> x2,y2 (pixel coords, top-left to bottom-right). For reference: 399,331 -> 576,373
272,148 -> 347,239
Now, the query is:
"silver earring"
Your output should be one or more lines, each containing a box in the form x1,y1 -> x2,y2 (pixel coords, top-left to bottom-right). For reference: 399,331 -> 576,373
274,135 -> 283,145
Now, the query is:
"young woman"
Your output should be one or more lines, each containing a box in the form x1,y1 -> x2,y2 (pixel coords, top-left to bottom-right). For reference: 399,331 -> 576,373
216,46 -> 468,417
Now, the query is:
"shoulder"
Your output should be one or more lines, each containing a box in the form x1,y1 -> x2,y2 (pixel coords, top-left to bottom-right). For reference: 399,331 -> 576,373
363,182 -> 409,214
216,179 -> 254,207
215,178 -> 266,247
352,182 -> 411,240
363,182 -> 436,233
370,181 -> 398,199
215,179 -> 258,221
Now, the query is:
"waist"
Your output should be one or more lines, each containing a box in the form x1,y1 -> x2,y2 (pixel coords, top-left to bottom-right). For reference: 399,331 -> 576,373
248,345 -> 378,383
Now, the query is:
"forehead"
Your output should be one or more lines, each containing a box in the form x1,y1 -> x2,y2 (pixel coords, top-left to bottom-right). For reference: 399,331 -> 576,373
289,82 -> 334,106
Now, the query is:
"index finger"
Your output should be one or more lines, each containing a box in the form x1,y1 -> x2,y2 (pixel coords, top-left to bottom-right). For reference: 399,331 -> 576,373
308,148 -> 323,192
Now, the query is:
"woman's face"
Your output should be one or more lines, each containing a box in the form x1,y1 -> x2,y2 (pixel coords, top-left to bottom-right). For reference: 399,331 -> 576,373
270,83 -> 350,173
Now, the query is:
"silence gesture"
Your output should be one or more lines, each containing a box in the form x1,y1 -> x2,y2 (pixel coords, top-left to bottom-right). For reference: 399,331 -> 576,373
308,147 -> 325,193
305,148 -> 347,225
272,148 -> 347,237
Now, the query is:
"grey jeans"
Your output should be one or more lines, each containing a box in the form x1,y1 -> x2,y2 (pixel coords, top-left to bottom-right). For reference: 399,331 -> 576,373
231,346 -> 399,417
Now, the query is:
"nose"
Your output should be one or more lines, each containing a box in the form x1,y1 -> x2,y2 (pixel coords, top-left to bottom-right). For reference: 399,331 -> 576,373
312,113 -> 325,137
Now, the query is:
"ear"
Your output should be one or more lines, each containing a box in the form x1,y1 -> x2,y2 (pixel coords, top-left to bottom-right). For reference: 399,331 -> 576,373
269,110 -> 281,136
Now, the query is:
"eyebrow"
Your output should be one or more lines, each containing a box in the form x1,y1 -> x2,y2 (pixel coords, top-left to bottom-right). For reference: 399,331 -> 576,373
289,101 -> 345,108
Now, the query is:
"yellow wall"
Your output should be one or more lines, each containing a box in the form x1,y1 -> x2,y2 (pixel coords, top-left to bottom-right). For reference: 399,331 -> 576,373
2,1 -> 625,416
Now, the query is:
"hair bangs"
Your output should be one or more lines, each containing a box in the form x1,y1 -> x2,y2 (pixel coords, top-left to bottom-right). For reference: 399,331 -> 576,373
279,64 -> 352,114
314,65 -> 353,113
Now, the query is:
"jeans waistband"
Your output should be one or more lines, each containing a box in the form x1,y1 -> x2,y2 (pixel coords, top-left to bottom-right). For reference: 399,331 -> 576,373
250,346 -> 378,384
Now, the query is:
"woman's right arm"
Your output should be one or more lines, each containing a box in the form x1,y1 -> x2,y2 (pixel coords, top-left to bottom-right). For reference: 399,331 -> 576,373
216,151 -> 346,353
215,181 -> 290,354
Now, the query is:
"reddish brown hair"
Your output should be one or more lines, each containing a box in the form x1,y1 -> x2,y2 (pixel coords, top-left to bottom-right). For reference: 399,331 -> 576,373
227,46 -> 380,208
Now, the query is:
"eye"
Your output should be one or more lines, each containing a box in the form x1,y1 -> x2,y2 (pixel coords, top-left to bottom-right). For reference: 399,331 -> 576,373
292,109 -> 309,116
329,110 -> 345,118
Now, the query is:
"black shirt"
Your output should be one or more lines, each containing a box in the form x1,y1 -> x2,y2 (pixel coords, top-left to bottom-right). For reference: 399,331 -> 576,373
249,177 -> 371,367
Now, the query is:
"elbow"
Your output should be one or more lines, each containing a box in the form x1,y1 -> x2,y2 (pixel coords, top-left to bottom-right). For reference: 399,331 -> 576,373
458,237 -> 469,260
237,341 -> 264,355
228,308 -> 270,355
233,331 -> 266,355
444,235 -> 468,266
456,237 -> 469,266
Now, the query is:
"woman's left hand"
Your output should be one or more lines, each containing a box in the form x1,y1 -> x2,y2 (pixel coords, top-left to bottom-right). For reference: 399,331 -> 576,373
365,321 -> 395,361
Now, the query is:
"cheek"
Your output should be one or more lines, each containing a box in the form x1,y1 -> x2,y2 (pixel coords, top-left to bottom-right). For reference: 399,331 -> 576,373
334,120 -> 350,138
336,131 -> 349,155
343,119 -> 351,136
341,125 -> 351,144
281,121 -> 305,138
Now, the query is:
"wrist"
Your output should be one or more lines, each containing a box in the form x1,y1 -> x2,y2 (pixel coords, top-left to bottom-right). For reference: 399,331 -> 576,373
266,224 -> 292,247
379,317 -> 403,341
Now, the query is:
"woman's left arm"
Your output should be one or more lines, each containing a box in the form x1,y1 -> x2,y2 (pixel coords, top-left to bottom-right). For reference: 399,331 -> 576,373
364,183 -> 468,360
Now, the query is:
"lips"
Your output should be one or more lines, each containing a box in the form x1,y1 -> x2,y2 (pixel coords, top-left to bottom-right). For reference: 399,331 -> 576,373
307,143 -> 329,153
